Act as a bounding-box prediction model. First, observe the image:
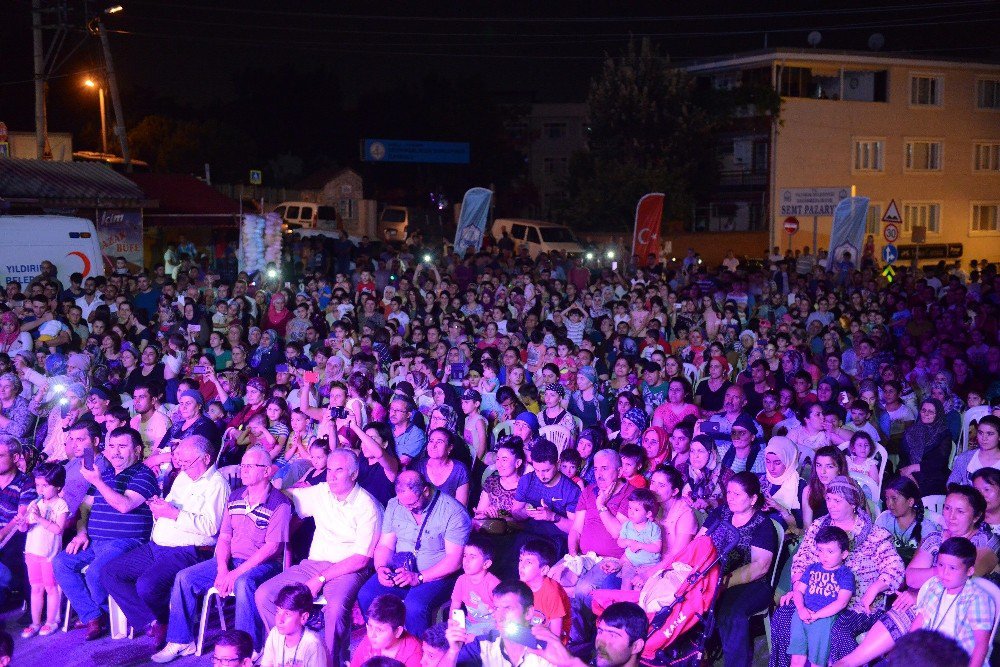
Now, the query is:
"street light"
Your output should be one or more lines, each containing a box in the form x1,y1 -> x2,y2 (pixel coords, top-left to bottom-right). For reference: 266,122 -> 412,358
84,77 -> 107,154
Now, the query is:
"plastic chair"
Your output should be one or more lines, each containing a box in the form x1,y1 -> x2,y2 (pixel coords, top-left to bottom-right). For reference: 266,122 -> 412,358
754,519 -> 786,648
922,494 -> 947,516
572,415 -> 583,434
492,420 -> 513,444
682,363 -> 700,388
539,424 -> 572,454
972,577 -> 1000,661
959,405 -> 990,455
218,465 -> 242,490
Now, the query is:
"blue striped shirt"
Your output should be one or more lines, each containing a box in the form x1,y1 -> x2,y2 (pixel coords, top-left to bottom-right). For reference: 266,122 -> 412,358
88,462 -> 158,541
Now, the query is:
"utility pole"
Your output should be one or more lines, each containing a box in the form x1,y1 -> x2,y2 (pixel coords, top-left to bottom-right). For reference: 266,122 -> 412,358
32,0 -> 47,159
96,20 -> 131,171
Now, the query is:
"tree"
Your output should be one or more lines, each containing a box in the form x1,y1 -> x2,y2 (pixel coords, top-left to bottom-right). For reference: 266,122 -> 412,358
557,38 -> 779,231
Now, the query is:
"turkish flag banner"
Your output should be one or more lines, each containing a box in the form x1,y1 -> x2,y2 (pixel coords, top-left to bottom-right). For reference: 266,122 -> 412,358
632,193 -> 665,268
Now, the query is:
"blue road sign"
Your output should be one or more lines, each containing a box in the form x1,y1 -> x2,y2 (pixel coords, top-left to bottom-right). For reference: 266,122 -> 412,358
362,139 -> 470,164
882,244 -> 898,265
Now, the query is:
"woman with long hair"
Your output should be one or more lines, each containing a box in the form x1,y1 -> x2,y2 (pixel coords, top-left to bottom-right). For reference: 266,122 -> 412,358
875,476 -> 935,565
801,445 -> 848,529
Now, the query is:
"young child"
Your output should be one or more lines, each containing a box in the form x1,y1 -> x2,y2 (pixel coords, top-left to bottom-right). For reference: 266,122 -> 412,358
910,536 -> 994,667
788,525 -> 854,667
617,488 -> 663,591
517,539 -> 571,644
846,432 -> 879,498
619,444 -> 648,489
350,594 -> 422,667
261,583 -> 327,667
558,449 -> 585,489
293,440 -> 330,488
21,463 -> 69,638
449,536 -> 501,637
419,623 -> 449,667
286,303 -> 311,343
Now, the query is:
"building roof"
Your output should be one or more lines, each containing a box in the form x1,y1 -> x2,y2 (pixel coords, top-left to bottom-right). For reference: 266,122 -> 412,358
126,173 -> 242,227
294,167 -> 360,190
685,47 -> 1000,73
0,158 -> 150,207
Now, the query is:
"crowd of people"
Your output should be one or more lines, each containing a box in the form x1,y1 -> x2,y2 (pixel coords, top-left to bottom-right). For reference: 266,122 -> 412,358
0,233 -> 997,667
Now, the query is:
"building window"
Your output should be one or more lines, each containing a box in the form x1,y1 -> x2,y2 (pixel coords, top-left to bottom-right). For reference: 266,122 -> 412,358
905,140 -> 942,171
977,79 -> 1000,110
542,122 -> 567,139
974,142 -> 1000,171
910,74 -> 943,106
338,199 -> 355,220
853,139 -> 884,172
902,202 -> 941,234
865,204 -> 882,235
971,203 -> 1000,234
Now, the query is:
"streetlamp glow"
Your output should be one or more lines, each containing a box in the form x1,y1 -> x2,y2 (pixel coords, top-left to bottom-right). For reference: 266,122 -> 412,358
83,77 -> 108,154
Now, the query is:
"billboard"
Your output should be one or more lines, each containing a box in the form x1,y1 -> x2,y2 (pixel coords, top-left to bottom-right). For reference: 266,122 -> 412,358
362,139 -> 470,164
96,209 -> 144,274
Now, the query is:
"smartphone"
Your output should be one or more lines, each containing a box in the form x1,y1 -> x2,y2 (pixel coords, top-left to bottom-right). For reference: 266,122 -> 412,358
192,365 -> 208,374
450,363 -> 466,381
451,609 -> 466,629
83,448 -> 95,471
503,622 -> 545,649
330,406 -> 348,419
611,261 -> 618,271
302,371 -> 319,383
188,324 -> 201,332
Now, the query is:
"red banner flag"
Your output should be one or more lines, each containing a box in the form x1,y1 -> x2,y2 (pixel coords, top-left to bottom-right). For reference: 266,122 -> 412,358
632,193 -> 665,268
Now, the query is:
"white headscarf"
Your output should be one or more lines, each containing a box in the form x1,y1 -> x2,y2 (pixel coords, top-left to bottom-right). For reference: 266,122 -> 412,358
764,436 -> 801,511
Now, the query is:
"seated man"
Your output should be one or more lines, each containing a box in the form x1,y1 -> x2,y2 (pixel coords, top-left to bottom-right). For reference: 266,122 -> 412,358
152,445 -> 291,662
103,434 -> 229,646
0,435 -> 36,609
358,470 -> 471,637
255,448 -> 383,666
55,426 -> 158,639
510,438 -> 580,559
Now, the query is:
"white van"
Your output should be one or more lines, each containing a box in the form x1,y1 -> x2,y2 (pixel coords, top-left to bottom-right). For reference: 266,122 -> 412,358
272,201 -> 341,232
490,218 -> 586,259
0,216 -> 103,285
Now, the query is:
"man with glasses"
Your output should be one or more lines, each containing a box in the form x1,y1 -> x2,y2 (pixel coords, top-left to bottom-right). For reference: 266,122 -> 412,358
389,396 -> 426,466
212,629 -> 255,667
103,434 -> 229,648
255,448 -> 382,667
152,445 -> 290,662
55,426 -> 158,640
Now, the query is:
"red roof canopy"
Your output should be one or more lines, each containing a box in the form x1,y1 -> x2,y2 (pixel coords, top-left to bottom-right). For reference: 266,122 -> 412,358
127,173 -> 242,227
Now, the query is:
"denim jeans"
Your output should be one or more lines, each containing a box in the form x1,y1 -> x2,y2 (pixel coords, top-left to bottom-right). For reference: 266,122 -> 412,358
0,532 -> 27,603
102,542 -> 205,630
357,572 -> 457,637
165,557 -> 281,649
53,537 -> 146,623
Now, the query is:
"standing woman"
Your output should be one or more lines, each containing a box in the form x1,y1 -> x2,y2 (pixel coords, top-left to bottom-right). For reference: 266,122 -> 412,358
898,397 -> 952,495
703,472 -> 779,667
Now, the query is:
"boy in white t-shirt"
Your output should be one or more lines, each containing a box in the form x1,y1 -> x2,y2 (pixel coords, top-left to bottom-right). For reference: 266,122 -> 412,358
261,584 -> 327,667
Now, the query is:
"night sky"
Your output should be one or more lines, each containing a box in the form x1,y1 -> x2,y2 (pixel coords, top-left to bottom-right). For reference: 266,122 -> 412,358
1,1 -> 998,156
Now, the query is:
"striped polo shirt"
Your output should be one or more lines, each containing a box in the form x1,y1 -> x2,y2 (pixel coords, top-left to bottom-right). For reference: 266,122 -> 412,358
88,462 -> 158,541
221,486 -> 291,561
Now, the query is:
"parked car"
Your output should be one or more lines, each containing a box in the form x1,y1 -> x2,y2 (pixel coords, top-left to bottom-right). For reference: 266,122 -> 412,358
490,218 -> 587,259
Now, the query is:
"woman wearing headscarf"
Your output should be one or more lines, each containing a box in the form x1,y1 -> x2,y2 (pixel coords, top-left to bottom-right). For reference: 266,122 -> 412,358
778,349 -> 804,389
0,312 -> 32,356
248,328 -> 282,382
260,289 -> 293,337
639,425 -> 672,472
682,434 -> 723,517
758,436 -> 805,531
898,397 -> 952,495
928,379 -> 963,442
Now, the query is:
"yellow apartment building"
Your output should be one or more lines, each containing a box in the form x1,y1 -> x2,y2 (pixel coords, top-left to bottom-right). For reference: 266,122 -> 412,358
687,48 -> 1000,265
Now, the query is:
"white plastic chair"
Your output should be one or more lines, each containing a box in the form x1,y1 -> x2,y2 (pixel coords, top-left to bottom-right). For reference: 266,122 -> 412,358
218,465 -> 242,490
539,424 -> 572,454
922,494 -> 947,516
754,519 -> 785,647
492,420 -> 513,445
972,576 -> 1000,661
959,405 -> 990,455
682,363 -> 700,388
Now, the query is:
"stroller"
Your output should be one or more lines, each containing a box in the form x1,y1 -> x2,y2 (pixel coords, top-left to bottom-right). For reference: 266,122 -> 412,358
638,524 -> 740,666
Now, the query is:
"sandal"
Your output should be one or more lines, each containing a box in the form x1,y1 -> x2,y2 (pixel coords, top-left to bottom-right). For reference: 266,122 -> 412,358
39,623 -> 59,636
20,624 -> 41,639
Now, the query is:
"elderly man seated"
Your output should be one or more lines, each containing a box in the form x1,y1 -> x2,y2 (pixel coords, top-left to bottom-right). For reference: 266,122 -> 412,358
103,434 -> 229,647
152,445 -> 291,662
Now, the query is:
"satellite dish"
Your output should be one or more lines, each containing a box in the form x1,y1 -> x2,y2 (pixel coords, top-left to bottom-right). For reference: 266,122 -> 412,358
868,33 -> 885,51
807,31 -> 822,47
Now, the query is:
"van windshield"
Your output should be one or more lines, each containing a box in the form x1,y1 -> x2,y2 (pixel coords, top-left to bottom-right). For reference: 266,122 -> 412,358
382,209 -> 406,223
540,227 -> 579,243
